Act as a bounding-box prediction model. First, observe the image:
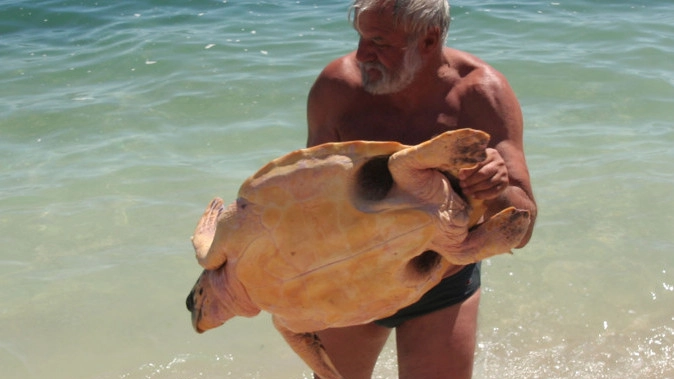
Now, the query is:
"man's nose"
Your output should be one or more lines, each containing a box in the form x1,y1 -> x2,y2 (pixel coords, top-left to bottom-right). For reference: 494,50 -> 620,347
355,39 -> 376,63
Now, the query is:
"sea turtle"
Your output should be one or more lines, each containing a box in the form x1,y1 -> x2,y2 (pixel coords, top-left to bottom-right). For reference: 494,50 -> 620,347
185,128 -> 530,379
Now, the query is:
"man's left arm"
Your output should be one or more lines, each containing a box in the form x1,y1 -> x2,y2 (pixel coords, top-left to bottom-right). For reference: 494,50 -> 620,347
458,67 -> 537,247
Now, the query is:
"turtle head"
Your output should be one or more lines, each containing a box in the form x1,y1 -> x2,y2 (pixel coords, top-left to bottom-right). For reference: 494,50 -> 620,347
186,265 -> 261,333
186,268 -> 235,333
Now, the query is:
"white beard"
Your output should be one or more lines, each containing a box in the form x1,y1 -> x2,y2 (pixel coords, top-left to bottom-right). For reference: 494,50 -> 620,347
359,45 -> 423,95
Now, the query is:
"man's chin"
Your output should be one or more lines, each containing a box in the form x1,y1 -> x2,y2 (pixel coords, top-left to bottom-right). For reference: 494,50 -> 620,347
363,80 -> 407,95
361,69 -> 413,95
362,76 -> 383,94
363,67 -> 382,81
364,86 -> 391,95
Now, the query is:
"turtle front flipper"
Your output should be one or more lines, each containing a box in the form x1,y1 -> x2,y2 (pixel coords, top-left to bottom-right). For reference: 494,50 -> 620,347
272,316 -> 343,379
192,198 -> 224,261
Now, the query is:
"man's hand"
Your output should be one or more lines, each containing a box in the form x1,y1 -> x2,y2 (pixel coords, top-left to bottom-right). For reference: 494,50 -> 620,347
457,148 -> 508,200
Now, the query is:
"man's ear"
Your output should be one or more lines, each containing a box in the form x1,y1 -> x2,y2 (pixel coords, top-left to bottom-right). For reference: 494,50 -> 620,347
420,27 -> 442,53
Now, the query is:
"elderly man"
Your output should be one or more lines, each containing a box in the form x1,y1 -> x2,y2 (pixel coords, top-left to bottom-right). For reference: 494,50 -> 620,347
306,0 -> 537,378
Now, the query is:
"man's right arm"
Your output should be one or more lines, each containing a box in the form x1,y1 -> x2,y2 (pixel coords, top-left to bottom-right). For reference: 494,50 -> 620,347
306,72 -> 340,147
307,55 -> 360,147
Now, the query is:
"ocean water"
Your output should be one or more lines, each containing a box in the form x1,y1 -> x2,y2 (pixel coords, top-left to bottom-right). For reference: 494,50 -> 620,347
1,0 -> 672,378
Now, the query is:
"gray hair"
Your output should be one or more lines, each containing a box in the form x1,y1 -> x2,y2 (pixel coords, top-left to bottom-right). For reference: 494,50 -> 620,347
349,0 -> 450,42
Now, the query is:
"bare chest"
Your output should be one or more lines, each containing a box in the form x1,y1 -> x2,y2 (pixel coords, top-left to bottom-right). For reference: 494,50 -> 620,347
336,104 -> 461,145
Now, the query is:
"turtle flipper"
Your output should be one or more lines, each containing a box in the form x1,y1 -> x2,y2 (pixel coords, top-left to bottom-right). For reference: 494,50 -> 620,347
389,128 -> 489,178
191,198 -> 225,263
387,129 -> 489,205
449,206 -> 531,265
272,316 -> 343,379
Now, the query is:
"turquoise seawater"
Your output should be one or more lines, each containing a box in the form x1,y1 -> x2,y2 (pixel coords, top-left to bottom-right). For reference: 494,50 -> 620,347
1,1 -> 673,378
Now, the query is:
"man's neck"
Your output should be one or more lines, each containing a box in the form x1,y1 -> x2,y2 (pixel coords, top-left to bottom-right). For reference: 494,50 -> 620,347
381,52 -> 447,110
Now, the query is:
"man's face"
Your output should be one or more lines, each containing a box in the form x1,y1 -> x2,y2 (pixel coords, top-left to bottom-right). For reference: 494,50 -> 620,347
360,42 -> 422,95
354,7 -> 423,95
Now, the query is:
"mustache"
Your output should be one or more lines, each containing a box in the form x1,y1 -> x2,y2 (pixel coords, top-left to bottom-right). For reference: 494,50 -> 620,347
359,61 -> 387,73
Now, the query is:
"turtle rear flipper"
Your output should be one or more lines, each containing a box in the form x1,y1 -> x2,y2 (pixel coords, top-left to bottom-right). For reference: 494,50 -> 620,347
388,129 -> 489,198
436,206 -> 531,265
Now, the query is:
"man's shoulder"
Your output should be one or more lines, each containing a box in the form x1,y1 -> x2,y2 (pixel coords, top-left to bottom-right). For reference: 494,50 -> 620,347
307,52 -> 363,143
315,52 -> 360,85
442,47 -> 513,102
443,47 -> 502,82
309,52 -> 363,105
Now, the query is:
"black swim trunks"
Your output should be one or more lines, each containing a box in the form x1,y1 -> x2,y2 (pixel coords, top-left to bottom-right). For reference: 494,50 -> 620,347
374,262 -> 481,328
